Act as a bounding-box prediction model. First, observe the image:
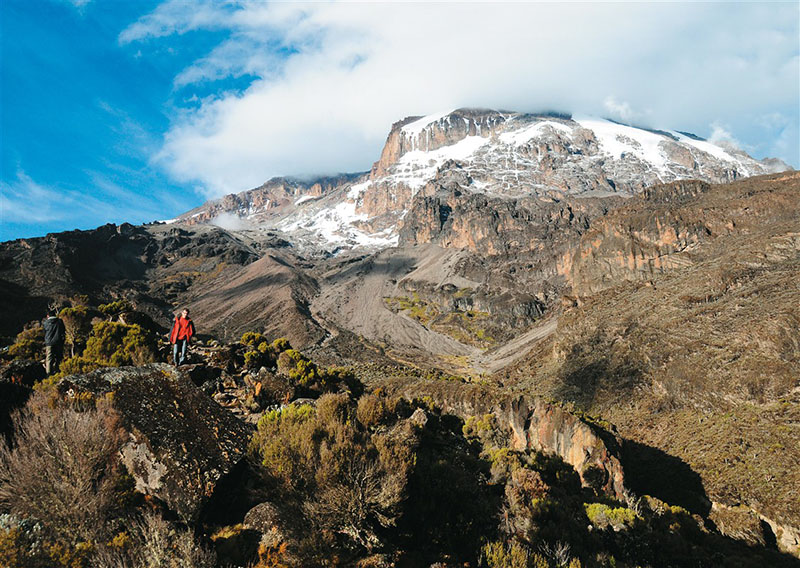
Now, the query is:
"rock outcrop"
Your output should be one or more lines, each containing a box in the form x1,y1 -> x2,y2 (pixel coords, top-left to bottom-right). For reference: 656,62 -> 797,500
502,396 -> 625,499
178,173 -> 364,227
57,364 -> 252,522
380,379 -> 626,499
564,173 -> 800,296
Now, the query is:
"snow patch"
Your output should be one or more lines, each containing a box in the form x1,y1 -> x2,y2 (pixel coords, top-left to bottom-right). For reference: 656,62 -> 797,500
279,200 -> 396,249
387,135 -> 490,190
499,121 -> 573,145
400,110 -> 455,137
294,195 -> 318,205
347,180 -> 372,200
671,131 -> 743,166
574,116 -> 670,173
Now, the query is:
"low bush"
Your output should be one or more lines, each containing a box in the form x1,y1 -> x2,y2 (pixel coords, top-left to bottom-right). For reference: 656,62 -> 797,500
275,349 -> 362,398
241,334 -> 292,372
584,503 -> 638,531
55,356 -> 104,378
251,393 -> 419,557
7,326 -> 44,361
59,306 -> 94,357
98,300 -> 133,319
53,320 -> 157,379
93,512 -> 216,568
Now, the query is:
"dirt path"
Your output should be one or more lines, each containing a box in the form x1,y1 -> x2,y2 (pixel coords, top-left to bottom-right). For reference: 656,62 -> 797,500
472,316 -> 558,374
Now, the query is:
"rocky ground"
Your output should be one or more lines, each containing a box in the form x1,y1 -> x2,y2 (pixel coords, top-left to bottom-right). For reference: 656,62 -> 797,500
0,171 -> 798,564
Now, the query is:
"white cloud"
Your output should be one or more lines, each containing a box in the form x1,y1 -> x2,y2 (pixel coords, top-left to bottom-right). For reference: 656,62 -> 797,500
0,171 -> 71,223
121,1 -> 800,197
709,122 -> 743,152
0,169 -> 167,230
603,97 -> 648,124
118,0 -> 234,44
211,212 -> 248,231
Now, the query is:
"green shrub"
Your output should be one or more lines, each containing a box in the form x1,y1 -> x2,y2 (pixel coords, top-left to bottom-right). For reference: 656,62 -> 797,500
463,413 -> 498,442
98,300 -> 132,319
82,322 -> 157,367
241,331 -> 266,346
251,393 -> 419,555
276,349 -> 304,375
481,540 -> 546,568
584,503 -> 638,531
252,403 -> 317,490
59,306 -> 93,357
275,350 -> 362,397
244,350 -> 262,370
8,326 -> 44,361
54,357 -> 104,379
271,337 -> 291,353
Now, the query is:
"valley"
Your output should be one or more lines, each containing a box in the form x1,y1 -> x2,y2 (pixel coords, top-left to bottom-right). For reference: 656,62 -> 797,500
1,109 -> 798,566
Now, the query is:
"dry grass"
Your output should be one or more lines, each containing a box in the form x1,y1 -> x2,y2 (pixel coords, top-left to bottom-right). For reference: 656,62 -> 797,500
0,392 -> 126,544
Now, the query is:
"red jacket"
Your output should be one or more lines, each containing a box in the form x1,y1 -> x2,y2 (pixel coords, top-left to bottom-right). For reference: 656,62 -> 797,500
170,316 -> 195,343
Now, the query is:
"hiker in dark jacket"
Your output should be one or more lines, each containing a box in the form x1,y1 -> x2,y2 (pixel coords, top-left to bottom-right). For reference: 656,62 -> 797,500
169,308 -> 195,366
43,307 -> 66,375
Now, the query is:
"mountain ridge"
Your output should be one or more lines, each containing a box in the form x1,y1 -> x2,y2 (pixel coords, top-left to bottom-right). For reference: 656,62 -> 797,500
174,108 -> 791,254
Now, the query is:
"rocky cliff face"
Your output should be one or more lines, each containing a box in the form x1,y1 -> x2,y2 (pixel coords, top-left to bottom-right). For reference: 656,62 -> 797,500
498,171 -> 800,556
176,108 -> 790,253
178,173 -> 364,228
564,173 -> 800,296
351,108 -> 787,223
379,378 -> 626,499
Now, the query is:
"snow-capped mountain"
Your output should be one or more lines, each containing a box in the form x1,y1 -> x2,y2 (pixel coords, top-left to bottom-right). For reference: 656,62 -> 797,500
178,108 -> 790,250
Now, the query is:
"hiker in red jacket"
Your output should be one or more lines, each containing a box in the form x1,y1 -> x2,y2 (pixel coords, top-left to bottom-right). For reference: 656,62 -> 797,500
169,308 -> 195,366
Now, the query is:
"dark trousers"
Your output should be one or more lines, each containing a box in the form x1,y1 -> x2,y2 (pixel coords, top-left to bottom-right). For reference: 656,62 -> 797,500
172,339 -> 188,365
46,344 -> 63,375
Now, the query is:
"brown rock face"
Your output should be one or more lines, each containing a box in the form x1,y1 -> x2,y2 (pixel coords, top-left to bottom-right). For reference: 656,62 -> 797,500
379,379 -> 626,499
58,364 -> 252,522
565,174 -> 800,296
370,109 -> 508,178
178,173 -> 365,226
0,222 -> 325,347
502,396 -> 626,499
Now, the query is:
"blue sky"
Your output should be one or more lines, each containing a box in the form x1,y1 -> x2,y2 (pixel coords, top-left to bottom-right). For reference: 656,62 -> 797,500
1,1 -> 798,241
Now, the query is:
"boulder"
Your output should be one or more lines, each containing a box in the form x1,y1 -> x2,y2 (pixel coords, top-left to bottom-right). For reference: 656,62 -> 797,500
58,363 -> 252,522
182,363 -> 223,388
244,502 -> 287,548
380,379 -> 627,499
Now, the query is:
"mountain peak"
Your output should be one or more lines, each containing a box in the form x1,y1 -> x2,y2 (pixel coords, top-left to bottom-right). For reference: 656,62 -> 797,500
177,108 -> 792,253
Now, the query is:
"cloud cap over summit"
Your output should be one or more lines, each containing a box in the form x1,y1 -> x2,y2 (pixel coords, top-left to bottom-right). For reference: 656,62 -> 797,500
123,1 -> 799,197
